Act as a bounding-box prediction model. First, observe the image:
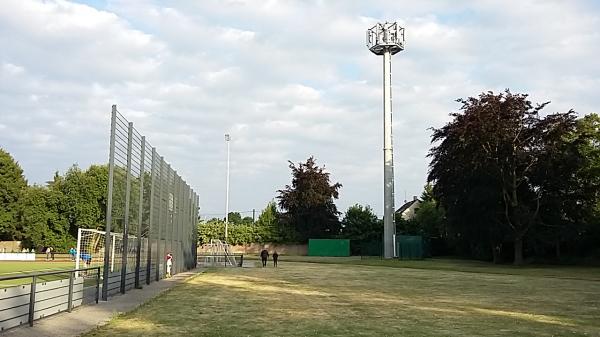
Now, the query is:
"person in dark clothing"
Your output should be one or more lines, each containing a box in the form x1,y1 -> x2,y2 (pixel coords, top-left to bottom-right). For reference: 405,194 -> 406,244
272,251 -> 279,268
260,249 -> 269,267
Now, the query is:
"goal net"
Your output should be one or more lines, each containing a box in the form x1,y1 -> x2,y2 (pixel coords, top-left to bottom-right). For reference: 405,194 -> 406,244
76,228 -> 150,278
75,228 -> 113,276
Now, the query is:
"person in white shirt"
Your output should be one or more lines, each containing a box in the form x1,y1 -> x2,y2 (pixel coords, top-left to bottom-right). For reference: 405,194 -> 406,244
166,253 -> 173,278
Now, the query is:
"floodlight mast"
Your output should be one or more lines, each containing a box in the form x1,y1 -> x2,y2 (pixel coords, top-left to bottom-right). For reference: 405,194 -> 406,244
224,134 -> 230,242
367,22 -> 405,259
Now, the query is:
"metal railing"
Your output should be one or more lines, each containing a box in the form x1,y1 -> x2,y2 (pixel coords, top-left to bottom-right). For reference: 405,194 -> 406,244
0,267 -> 100,331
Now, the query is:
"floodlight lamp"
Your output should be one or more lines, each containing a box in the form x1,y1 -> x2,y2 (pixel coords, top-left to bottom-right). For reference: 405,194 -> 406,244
366,22 -> 405,55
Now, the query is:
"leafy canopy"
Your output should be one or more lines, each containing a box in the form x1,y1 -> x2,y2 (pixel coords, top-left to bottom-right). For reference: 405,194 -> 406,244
277,157 -> 342,241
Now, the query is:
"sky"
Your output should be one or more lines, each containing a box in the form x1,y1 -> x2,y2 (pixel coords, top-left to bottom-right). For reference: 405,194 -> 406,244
1,0 -> 599,219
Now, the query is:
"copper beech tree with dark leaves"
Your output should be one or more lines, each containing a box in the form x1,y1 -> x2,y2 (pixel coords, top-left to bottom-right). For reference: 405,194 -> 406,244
428,90 -> 592,265
277,157 -> 342,242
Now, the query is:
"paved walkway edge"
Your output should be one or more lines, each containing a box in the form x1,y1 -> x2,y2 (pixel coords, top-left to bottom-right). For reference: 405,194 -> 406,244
3,269 -> 203,337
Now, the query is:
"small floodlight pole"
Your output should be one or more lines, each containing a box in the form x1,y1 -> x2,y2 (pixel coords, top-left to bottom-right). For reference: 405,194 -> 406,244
367,22 -> 405,259
224,134 -> 231,242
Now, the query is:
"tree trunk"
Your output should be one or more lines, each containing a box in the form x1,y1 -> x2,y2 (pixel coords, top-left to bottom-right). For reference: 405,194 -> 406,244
555,240 -> 561,261
514,236 -> 524,265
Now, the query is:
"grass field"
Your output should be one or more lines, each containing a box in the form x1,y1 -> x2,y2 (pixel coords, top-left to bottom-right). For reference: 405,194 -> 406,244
84,259 -> 600,337
0,261 -> 75,287
246,255 -> 600,281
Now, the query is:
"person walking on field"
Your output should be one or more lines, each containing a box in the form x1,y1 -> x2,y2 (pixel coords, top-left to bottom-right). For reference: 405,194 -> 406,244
166,252 -> 173,278
273,251 -> 279,268
260,249 -> 269,267
69,247 -> 76,261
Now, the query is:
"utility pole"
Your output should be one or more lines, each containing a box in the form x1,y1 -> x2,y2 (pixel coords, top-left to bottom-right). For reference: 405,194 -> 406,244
252,209 -> 256,223
366,22 -> 405,259
224,134 -> 230,242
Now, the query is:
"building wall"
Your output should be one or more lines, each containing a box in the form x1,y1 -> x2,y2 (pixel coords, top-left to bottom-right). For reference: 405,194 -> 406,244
401,200 -> 421,220
198,243 -> 308,255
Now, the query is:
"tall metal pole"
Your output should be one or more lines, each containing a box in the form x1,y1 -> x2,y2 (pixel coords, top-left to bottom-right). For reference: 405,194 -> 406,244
224,134 -> 230,242
367,22 -> 405,259
382,49 -> 395,259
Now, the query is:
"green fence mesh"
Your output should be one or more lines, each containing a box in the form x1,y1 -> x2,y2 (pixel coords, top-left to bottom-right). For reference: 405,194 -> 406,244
308,239 -> 350,257
396,235 -> 424,259
358,240 -> 382,257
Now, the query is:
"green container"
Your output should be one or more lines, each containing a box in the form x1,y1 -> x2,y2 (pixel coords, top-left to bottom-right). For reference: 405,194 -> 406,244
396,235 -> 424,260
308,239 -> 350,257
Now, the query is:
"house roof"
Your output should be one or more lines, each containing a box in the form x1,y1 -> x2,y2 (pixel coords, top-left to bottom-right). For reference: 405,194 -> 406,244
395,199 -> 419,214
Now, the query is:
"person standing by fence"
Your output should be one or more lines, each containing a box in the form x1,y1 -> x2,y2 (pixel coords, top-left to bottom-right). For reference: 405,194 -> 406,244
45,247 -> 52,261
273,251 -> 279,268
166,252 -> 173,278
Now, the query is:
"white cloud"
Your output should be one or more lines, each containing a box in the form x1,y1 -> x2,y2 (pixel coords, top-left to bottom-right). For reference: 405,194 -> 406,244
2,62 -> 25,75
1,0 -> 599,217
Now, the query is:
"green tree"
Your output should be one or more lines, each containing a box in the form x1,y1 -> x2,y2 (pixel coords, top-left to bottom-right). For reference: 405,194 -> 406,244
255,201 -> 294,242
543,113 -> 600,258
421,183 -> 435,202
0,148 -> 27,240
197,218 -> 225,244
197,201 -> 294,244
341,204 -> 382,241
395,213 -> 420,236
257,201 -> 278,228
18,185 -> 71,250
57,165 -> 108,237
429,91 -> 582,264
277,157 -> 342,241
84,165 -> 109,228
227,212 -> 243,224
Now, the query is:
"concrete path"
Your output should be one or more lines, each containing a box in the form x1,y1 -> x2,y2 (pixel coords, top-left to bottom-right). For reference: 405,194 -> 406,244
3,269 -> 202,337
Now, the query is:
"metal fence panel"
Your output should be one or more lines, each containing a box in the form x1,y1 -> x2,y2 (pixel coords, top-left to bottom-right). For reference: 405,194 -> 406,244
102,105 -> 198,300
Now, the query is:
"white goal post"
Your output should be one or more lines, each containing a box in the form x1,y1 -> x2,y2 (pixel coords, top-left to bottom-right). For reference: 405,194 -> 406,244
75,228 -> 122,278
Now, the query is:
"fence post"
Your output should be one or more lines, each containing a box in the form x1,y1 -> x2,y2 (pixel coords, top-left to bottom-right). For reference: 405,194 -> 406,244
102,105 -> 117,301
185,184 -> 190,270
28,276 -> 37,326
75,228 -> 81,278
177,176 -> 183,274
146,147 -> 156,285
67,272 -> 74,312
171,171 -> 178,275
194,194 -> 199,267
182,183 -> 186,270
156,157 -> 164,282
95,267 -> 100,304
166,165 -> 172,278
135,136 -> 146,289
120,122 -> 134,294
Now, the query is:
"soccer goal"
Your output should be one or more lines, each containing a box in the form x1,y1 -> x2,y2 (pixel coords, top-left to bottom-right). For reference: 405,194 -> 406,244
201,239 -> 239,267
75,228 -> 122,278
